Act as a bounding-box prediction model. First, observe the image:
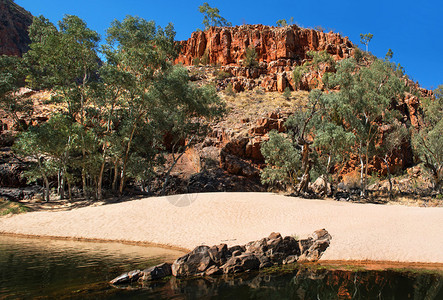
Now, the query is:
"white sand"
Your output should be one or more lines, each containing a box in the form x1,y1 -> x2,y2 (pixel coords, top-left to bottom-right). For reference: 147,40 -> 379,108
0,192 -> 442,263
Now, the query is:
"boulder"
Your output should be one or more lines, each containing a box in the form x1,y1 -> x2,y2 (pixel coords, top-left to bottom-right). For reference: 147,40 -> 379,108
298,228 -> 332,262
140,263 -> 172,281
110,269 -> 141,285
171,245 -> 213,277
208,243 -> 229,265
245,238 -> 268,254
222,254 -> 260,274
311,176 -> 332,196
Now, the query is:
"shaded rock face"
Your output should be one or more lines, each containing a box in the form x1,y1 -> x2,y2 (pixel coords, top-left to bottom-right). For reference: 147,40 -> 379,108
0,0 -> 33,56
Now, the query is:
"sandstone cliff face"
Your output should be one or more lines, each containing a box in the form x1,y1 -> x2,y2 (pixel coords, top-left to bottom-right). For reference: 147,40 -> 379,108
176,25 -> 354,93
0,0 -> 33,56
177,25 -> 353,66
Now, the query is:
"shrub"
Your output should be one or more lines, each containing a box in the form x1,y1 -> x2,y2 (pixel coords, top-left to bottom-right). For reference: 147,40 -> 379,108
243,47 -> 258,68
192,57 -> 201,66
292,66 -> 306,89
225,83 -> 235,96
283,87 -> 291,99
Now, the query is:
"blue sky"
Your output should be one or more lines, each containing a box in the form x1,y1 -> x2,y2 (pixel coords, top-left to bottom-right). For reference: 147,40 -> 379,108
15,0 -> 442,90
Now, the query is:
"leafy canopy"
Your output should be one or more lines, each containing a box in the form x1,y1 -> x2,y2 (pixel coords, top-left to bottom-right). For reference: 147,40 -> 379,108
198,2 -> 232,30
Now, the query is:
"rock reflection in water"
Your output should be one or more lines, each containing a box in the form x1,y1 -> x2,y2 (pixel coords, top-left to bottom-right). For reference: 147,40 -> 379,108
121,267 -> 443,299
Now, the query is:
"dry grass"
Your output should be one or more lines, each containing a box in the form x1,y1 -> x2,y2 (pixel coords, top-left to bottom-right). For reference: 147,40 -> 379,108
219,88 -> 309,128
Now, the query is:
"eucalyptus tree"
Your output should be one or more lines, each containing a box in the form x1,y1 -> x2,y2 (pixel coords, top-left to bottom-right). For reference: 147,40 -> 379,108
326,57 -> 405,196
0,55 -> 30,130
412,85 -> 443,192
14,114 -> 82,200
198,2 -> 232,30
360,33 -> 373,52
24,15 -> 101,197
376,120 -> 408,199
104,16 -> 224,195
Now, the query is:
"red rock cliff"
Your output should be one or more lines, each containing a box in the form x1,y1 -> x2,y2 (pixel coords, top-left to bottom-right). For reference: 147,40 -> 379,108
0,0 -> 33,56
176,24 -> 354,66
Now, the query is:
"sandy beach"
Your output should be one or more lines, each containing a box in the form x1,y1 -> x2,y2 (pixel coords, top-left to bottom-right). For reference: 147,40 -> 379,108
0,192 -> 442,263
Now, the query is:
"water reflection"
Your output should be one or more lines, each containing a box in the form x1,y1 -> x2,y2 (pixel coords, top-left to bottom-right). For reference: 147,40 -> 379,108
1,235 -> 442,299
0,235 -> 184,298
111,267 -> 443,300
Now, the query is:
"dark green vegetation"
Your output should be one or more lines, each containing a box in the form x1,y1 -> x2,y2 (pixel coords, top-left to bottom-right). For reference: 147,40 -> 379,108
1,14 -> 224,201
2,235 -> 442,299
411,85 -> 443,192
261,49 -> 443,197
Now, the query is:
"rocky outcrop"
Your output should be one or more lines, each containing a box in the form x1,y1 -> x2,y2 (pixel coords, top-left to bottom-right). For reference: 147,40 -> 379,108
177,25 -> 353,66
218,111 -> 287,178
0,0 -> 33,56
110,229 -> 332,285
177,25 -> 354,92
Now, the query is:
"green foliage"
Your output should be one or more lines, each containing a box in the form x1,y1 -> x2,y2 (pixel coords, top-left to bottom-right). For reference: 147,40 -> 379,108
0,199 -> 31,216
283,87 -> 291,98
198,2 -> 232,30
354,48 -> 364,63
292,66 -> 306,89
305,50 -> 335,71
225,82 -> 235,96
360,33 -> 373,52
200,50 -> 210,65
276,17 -> 294,27
14,14 -> 224,200
260,131 -> 301,188
411,86 -> 443,192
291,51 -> 335,90
243,47 -> 258,68
276,19 -> 288,27
263,57 -> 407,196
192,57 -> 201,66
215,69 -> 231,80
0,55 -> 31,130
325,57 -> 405,195
385,48 -> 394,61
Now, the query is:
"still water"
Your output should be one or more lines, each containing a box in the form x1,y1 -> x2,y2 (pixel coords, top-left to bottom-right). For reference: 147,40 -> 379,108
1,235 -> 442,299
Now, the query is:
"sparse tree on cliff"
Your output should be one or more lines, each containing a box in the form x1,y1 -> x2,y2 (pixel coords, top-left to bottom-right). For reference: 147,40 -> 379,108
385,48 -> 394,61
198,2 -> 232,30
276,17 -> 294,27
360,33 -> 373,52
276,19 -> 288,27
411,85 -> 443,193
243,47 -> 258,68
